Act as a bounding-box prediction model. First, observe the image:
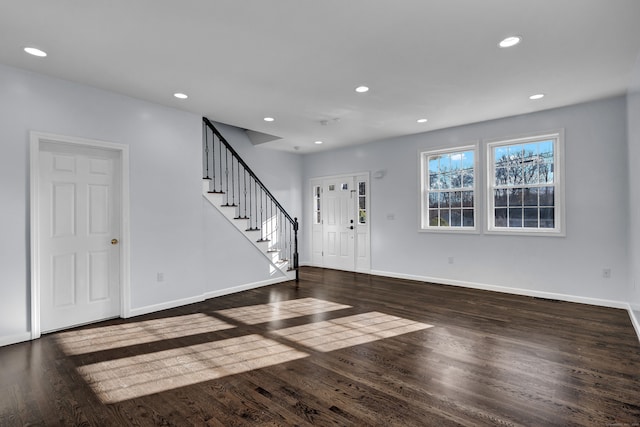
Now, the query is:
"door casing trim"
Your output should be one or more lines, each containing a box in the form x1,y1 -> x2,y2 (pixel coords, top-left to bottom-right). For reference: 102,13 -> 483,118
29,132 -> 131,339
310,171 -> 371,273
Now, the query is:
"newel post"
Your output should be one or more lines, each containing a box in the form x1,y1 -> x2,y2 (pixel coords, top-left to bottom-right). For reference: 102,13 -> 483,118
293,217 -> 299,286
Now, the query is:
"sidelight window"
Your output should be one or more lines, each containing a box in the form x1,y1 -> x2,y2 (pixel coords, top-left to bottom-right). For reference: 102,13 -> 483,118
358,181 -> 367,224
313,185 -> 321,224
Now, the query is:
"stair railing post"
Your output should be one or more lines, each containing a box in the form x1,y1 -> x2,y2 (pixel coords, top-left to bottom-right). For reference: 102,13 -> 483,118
224,147 -> 230,205
232,157 -> 236,206
237,157 -> 241,214
211,127 -> 216,190
203,122 -> 210,180
294,217 -> 299,286
249,177 -> 255,229
256,186 -> 265,241
218,135 -> 223,192
243,169 -> 248,219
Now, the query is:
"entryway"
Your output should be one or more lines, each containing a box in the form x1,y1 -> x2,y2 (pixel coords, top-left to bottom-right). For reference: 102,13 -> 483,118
30,132 -> 130,337
310,173 -> 370,272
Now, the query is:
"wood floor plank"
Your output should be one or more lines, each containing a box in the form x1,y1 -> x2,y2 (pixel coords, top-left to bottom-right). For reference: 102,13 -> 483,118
1,266 -> 639,426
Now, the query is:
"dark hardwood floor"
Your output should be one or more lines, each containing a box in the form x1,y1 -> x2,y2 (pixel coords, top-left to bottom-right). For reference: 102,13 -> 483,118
2,267 -> 640,426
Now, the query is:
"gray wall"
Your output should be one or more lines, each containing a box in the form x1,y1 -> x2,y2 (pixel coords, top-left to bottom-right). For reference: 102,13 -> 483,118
301,97 -> 631,306
0,64 -> 302,345
1,60 -> 636,345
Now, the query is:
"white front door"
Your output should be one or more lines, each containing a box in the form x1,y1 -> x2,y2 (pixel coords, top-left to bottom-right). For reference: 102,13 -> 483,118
38,142 -> 121,333
311,173 -> 370,272
323,177 -> 356,271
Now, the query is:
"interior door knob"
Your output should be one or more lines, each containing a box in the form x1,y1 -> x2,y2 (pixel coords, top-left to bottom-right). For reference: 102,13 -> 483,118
111,238 -> 119,245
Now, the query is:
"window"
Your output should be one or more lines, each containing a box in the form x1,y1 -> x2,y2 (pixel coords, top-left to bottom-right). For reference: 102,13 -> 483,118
313,185 -> 321,224
358,181 -> 367,224
487,131 -> 564,235
421,146 -> 477,231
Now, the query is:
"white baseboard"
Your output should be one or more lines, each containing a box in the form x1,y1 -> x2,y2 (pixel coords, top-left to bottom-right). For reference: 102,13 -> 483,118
0,276 -> 295,347
80,275 -> 293,320
0,332 -> 32,347
127,295 -> 205,318
369,269 -> 630,310
204,275 -> 293,300
300,262 -> 370,275
297,265 -> 640,341
629,306 -> 640,342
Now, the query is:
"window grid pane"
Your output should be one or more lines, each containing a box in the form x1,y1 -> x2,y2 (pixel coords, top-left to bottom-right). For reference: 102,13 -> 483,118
358,181 -> 367,224
423,149 -> 475,229
490,137 -> 559,231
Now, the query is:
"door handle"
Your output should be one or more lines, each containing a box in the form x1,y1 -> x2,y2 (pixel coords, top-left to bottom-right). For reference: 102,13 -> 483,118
111,238 -> 119,245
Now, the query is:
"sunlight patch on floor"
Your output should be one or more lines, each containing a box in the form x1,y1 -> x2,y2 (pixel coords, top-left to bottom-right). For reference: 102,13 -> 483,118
55,313 -> 235,355
70,299 -> 433,403
271,312 -> 433,352
77,334 -> 308,403
215,297 -> 351,325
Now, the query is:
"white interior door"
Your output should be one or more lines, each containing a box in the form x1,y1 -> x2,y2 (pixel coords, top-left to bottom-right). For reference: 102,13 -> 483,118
322,177 -> 356,271
38,142 -> 121,333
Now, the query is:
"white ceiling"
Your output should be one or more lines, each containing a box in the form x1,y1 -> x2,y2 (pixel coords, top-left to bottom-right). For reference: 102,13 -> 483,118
1,0 -> 639,153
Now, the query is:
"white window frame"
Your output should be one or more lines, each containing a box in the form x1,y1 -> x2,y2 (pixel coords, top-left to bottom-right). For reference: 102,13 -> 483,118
419,144 -> 479,233
485,130 -> 565,236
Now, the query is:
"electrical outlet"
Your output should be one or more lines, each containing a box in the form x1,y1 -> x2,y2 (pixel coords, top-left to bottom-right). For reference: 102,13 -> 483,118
157,272 -> 164,282
602,268 -> 611,279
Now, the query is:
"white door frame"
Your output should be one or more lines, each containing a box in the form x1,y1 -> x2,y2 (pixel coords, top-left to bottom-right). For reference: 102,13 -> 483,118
29,132 -> 131,339
310,172 -> 371,273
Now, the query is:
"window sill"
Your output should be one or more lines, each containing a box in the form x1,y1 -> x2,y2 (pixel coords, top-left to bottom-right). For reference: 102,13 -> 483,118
485,227 -> 565,237
419,227 -> 480,235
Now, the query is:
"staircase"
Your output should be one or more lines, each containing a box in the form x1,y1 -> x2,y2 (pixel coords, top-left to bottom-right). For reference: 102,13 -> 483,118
202,118 -> 299,284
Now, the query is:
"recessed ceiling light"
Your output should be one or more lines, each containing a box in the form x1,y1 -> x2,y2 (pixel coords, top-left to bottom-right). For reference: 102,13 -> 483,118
173,92 -> 188,99
417,118 -> 428,123
529,93 -> 545,100
314,140 -> 323,145
498,36 -> 522,48
263,117 -> 275,122
355,86 -> 369,93
24,47 -> 47,57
